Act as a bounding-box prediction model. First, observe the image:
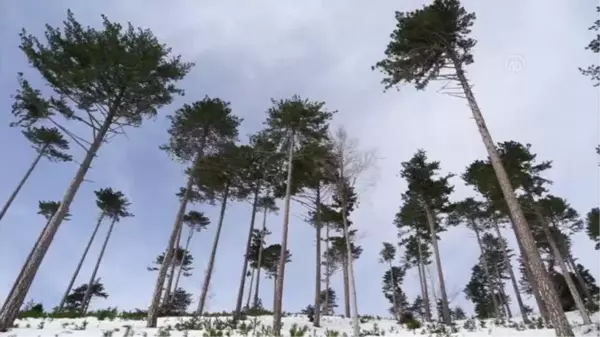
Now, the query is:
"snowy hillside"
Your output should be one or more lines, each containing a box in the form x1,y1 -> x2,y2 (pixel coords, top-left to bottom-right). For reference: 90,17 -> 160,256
4,311 -> 600,337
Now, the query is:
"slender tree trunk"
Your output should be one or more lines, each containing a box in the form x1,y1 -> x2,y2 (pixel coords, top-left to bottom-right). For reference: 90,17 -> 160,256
417,237 -> 431,322
514,227 -> 550,322
313,185 -> 322,327
426,265 -> 439,318
538,216 -> 591,324
450,54 -> 574,337
342,258 -> 350,318
272,131 -> 295,336
0,116 -> 114,331
246,268 -> 256,309
147,140 -> 206,328
324,222 -> 331,315
422,205 -> 451,324
234,183 -> 260,321
492,266 -> 511,319
338,177 -> 359,337
169,228 -> 194,305
473,223 -> 501,320
197,186 -> 230,315
273,276 -> 277,312
163,224 -> 183,306
492,219 -> 529,322
389,262 -> 400,320
0,144 -> 48,223
58,213 -> 105,311
253,207 -> 268,308
1,216 -> 53,313
81,217 -> 117,314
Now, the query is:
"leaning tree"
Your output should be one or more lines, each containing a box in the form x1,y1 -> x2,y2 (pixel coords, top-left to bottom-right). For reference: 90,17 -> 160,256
373,1 -> 572,334
0,126 -> 71,223
1,11 -> 192,330
147,97 -> 240,327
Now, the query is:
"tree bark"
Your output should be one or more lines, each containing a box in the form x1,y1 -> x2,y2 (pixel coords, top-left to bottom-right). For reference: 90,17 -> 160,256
0,115 -> 113,331
492,219 -> 529,322
58,213 -> 105,311
253,207 -> 268,308
246,268 -> 255,309
197,186 -> 230,315
324,222 -> 331,315
81,217 -> 117,314
416,237 -> 431,322
163,224 -> 183,307
169,227 -> 195,305
313,184 -> 322,327
472,223 -> 501,320
422,205 -> 451,324
0,216 -> 52,313
146,140 -> 206,328
493,266 -> 512,319
342,257 -> 350,317
0,144 -> 48,223
234,183 -> 260,321
272,130 -> 295,337
450,54 -> 574,337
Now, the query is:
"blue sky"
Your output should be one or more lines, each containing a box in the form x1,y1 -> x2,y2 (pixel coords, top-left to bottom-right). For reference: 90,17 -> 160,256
0,0 -> 598,317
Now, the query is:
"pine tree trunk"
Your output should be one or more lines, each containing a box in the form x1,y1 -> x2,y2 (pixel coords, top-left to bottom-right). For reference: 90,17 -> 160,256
417,237 -> 431,322
58,213 -> 105,311
492,266 -> 511,319
422,205 -> 451,324
538,214 -> 591,324
272,130 -> 295,337
513,227 -> 550,322
81,217 -> 117,314
246,268 -> 256,308
163,225 -> 183,306
197,186 -> 230,315
473,223 -> 501,320
450,54 -> 574,337
234,183 -> 260,321
0,216 -> 53,313
313,185 -> 322,327
324,222 -> 331,315
342,257 -> 350,318
389,262 -> 400,320
147,141 -> 206,328
253,207 -> 268,308
0,116 -> 114,331
169,228 -> 194,306
425,265 -> 439,318
0,144 -> 48,223
492,219 -> 529,322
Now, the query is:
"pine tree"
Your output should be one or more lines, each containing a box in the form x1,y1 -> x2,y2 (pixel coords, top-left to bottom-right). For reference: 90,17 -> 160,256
381,264 -> 408,320
233,133 -> 282,322
2,11 -> 191,330
263,95 -> 334,336
251,196 -> 278,309
147,97 -> 240,327
81,189 -> 132,314
63,280 -> 108,312
196,144 -> 249,315
399,150 -> 453,324
373,1 -> 572,334
586,208 -> 599,250
0,126 -> 71,223
379,243 -> 403,320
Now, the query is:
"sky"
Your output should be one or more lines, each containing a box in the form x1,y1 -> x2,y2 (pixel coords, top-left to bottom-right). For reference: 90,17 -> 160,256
0,0 -> 598,318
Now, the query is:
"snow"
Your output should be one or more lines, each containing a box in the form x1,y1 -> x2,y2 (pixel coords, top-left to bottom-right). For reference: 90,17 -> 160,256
4,311 -> 599,337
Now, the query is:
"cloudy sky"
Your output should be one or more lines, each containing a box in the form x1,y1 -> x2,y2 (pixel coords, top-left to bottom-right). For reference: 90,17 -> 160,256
0,0 -> 598,317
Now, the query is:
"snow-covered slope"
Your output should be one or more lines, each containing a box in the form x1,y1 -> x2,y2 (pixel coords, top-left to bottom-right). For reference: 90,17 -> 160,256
5,311 -> 600,337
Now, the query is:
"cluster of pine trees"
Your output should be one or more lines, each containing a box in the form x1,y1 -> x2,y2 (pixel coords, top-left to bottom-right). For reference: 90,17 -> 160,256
0,1 -> 597,337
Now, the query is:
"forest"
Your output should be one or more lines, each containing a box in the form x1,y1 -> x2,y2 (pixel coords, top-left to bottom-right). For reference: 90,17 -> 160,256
0,1 -> 598,337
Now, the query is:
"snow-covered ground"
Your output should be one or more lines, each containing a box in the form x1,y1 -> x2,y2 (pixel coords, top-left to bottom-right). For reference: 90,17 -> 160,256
4,311 -> 600,337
